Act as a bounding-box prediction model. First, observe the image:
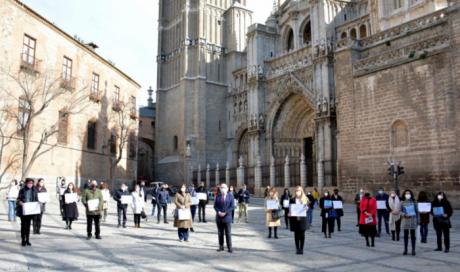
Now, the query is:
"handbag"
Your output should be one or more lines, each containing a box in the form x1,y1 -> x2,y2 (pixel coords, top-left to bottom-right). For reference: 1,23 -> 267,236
328,209 -> 337,218
141,210 -> 147,219
271,209 -> 281,220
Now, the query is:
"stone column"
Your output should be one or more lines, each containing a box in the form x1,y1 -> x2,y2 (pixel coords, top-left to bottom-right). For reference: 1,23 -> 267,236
206,164 -> 210,188
300,154 -> 307,188
197,164 -> 201,184
270,156 -> 275,188
215,163 -> 220,186
284,155 -> 290,188
225,161 -> 230,185
254,156 -> 262,196
237,156 -> 245,188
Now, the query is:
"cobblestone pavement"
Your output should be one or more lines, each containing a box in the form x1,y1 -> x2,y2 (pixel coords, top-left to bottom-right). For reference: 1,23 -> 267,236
0,196 -> 458,271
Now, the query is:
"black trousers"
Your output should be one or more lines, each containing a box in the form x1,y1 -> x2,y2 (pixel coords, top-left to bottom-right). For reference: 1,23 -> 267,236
404,229 -> 416,252
435,224 -> 450,250
322,216 -> 335,234
198,204 -> 206,222
33,213 -> 43,234
335,216 -> 341,231
191,205 -> 197,222
20,215 -> 33,242
87,214 -> 101,237
294,230 -> 305,251
217,221 -> 232,249
377,210 -> 390,234
117,206 -> 127,226
134,214 -> 141,226
283,208 -> 289,227
157,204 -> 168,222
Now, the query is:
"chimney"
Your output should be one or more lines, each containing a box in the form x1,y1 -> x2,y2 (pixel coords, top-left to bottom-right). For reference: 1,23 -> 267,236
85,42 -> 99,51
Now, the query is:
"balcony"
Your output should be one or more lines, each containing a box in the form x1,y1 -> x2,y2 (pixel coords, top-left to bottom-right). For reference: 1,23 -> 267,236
112,100 -> 122,112
129,109 -> 137,120
60,77 -> 76,91
19,53 -> 41,75
89,91 -> 101,103
264,43 -> 313,79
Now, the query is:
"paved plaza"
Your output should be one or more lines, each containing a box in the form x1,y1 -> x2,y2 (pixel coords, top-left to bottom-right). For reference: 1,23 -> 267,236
0,196 -> 458,272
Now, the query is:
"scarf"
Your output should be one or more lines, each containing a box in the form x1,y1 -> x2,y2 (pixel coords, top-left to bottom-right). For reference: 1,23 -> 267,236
388,195 -> 401,211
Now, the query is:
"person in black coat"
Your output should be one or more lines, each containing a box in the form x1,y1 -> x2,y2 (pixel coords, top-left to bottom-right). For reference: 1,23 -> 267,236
375,188 -> 390,237
113,183 -> 130,228
432,192 -> 453,253
196,182 -> 208,223
320,191 -> 335,238
32,178 -> 47,234
16,178 -> 38,246
62,183 -> 79,229
289,186 -> 310,255
331,189 -> 344,231
280,188 -> 291,229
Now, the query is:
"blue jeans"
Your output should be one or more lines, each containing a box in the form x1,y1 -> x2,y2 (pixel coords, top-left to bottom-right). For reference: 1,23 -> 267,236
307,208 -> 313,225
8,200 -> 16,221
178,228 -> 189,241
420,223 -> 428,242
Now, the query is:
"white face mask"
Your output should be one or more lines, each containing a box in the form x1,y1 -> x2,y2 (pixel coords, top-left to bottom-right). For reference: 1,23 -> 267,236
378,190 -> 383,194
220,187 -> 228,194
437,195 -> 443,201
405,194 -> 411,200
390,193 -> 396,198
324,193 -> 329,197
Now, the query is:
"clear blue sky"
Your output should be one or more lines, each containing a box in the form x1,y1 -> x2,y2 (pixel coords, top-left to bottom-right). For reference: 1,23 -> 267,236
21,0 -> 272,107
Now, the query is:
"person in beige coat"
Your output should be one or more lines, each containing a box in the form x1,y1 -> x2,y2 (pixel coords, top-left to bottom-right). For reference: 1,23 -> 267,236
266,188 -> 281,239
174,184 -> 192,242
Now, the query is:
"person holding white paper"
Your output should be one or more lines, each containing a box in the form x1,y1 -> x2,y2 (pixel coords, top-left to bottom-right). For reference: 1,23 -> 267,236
359,191 -> 377,247
332,189 -> 344,231
306,191 -> 315,226
62,183 -> 79,230
81,180 -> 104,240
432,192 -> 453,253
17,178 -> 38,246
188,184 -> 198,232
417,191 -> 430,244
32,179 -> 47,235
132,185 -> 145,228
196,182 -> 209,223
388,191 -> 402,241
6,179 -> 19,222
319,191 -> 335,238
174,184 -> 192,242
401,189 -> 418,256
114,183 -> 130,228
280,188 -> 292,229
288,186 -> 310,255
57,178 -> 67,217
375,188 -> 390,237
265,188 -> 281,239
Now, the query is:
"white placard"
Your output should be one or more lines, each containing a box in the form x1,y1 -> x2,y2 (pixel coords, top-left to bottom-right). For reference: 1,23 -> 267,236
290,204 -> 307,217
377,200 -> 387,210
59,188 -> 66,196
38,192 -> 49,203
418,202 -> 431,213
88,199 -> 100,211
333,201 -> 343,209
65,193 -> 78,204
266,200 -> 279,210
121,195 -> 132,205
191,196 -> 199,205
102,191 -> 110,202
283,200 -> 290,208
197,193 -> 207,200
23,202 -> 41,215
178,208 -> 191,220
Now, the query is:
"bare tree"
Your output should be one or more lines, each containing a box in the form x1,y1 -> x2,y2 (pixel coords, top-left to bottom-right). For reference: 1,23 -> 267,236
108,99 -> 137,181
0,66 -> 89,180
0,110 -> 20,189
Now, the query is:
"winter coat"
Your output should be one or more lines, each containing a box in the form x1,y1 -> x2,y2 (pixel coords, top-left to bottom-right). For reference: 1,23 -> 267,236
401,200 -> 418,230
265,196 -> 281,227
114,189 -> 130,208
237,189 -> 250,204
174,193 -> 192,229
7,185 -> 19,200
81,188 -> 104,216
331,194 -> 344,217
388,195 -> 401,231
289,197 -> 309,232
432,198 -> 453,229
132,191 -> 145,214
62,189 -> 79,220
157,189 -> 170,206
359,197 -> 377,226
36,186 -> 47,213
16,186 -> 38,217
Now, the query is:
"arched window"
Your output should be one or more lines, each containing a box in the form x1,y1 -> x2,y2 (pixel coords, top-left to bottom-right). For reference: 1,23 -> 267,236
391,120 -> 409,148
341,32 -> 347,39
286,28 -> 294,51
173,135 -> 178,150
350,28 -> 357,39
302,21 -> 311,45
359,24 -> 367,39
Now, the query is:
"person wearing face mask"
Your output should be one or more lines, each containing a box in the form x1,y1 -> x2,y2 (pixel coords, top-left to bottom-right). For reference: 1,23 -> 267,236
359,191 -> 377,247
417,191 -> 430,243
114,183 -> 130,228
156,184 -> 171,224
237,184 -> 250,223
401,189 -> 418,256
58,178 -> 67,217
288,186 -> 310,255
188,184 -> 197,232
432,192 -> 453,253
62,182 -> 79,230
81,180 -> 104,240
281,188 -> 292,229
131,185 -> 145,228
331,189 -> 344,231
196,181 -> 209,223
354,188 -> 365,226
306,191 -> 315,226
32,179 -> 47,234
319,191 -> 335,238
375,188 -> 390,237
174,184 -> 193,242
17,178 -> 38,246
265,188 -> 281,239
387,191 -> 402,241
214,183 -> 235,253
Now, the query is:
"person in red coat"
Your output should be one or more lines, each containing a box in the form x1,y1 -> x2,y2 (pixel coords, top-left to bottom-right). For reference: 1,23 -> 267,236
359,192 -> 377,247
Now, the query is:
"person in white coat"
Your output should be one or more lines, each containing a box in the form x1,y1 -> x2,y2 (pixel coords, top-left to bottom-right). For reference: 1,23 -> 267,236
132,185 -> 145,228
7,180 -> 20,221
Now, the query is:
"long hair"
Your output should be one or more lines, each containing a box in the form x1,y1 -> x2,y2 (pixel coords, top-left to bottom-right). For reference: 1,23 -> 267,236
66,182 -> 80,194
417,191 -> 429,202
402,189 -> 414,201
294,186 -> 308,204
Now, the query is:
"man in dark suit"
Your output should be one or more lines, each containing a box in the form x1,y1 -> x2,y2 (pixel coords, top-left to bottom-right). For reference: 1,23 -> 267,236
214,183 -> 234,253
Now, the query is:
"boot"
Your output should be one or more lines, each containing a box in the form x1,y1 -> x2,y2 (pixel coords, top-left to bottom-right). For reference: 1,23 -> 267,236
365,237 -> 370,247
267,228 -> 272,239
371,237 -> 375,247
391,231 -> 395,241
274,228 -> 278,239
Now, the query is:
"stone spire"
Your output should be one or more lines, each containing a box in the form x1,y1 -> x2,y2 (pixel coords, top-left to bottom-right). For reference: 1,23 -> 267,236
147,86 -> 154,108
